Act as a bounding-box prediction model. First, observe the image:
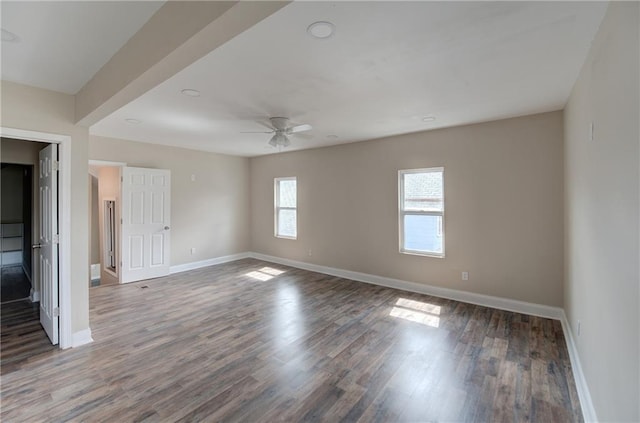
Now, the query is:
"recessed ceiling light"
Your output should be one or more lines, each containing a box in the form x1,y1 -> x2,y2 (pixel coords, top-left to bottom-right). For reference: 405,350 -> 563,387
327,134 -> 339,139
1,28 -> 19,42
307,21 -> 335,39
181,89 -> 201,97
125,118 -> 142,125
422,116 -> 436,123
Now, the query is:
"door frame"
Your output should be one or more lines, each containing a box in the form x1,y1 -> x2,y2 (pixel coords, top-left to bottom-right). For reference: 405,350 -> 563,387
1,127 -> 72,349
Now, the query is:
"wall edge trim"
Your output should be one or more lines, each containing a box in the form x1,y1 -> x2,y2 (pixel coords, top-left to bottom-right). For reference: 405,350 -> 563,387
249,252 -> 564,320
169,252 -> 251,274
71,328 -> 93,348
560,311 -> 598,422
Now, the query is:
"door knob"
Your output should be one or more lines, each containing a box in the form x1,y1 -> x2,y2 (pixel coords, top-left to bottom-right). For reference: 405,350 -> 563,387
32,244 -> 42,249
164,226 -> 170,230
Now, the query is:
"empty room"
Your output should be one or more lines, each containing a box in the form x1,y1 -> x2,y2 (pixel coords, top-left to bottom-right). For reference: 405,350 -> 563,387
1,1 -> 638,422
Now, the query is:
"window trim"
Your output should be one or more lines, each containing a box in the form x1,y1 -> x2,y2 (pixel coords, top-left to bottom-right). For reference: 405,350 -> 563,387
398,167 -> 445,258
274,176 -> 297,240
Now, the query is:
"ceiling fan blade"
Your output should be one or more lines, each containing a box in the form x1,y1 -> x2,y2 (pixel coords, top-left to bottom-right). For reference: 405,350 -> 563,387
255,120 -> 276,131
287,124 -> 312,134
240,131 -> 274,134
292,132 -> 313,141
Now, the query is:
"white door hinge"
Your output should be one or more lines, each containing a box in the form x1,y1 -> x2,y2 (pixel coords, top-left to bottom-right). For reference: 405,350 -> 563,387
52,160 -> 59,172
53,307 -> 60,318
53,234 -> 60,244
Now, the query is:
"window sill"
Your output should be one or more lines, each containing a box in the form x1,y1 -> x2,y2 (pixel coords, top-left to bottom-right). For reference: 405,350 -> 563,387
275,235 -> 297,240
400,249 -> 445,259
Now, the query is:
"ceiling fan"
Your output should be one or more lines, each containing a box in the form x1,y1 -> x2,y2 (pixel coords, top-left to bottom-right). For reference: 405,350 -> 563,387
242,117 -> 312,148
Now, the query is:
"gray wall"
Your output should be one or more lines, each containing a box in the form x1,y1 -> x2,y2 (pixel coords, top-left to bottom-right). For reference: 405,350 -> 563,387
564,2 -> 639,421
251,111 -> 565,307
89,136 -> 251,266
1,164 -> 23,223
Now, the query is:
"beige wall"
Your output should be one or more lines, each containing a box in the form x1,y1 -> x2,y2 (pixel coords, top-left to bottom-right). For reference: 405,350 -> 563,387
251,111 -> 564,307
564,2 -> 639,422
1,137 -> 44,164
89,136 -> 250,266
1,81 -> 90,334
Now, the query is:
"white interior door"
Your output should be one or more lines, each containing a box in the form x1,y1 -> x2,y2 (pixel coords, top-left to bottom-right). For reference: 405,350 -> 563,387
121,167 -> 171,283
38,144 -> 58,345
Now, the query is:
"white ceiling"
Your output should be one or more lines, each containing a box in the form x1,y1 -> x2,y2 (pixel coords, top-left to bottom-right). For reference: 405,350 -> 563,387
2,2 -> 607,157
1,1 -> 163,94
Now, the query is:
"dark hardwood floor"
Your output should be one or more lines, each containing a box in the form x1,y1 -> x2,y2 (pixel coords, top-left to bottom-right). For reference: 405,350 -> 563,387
1,265 -> 31,303
0,300 -> 57,376
0,258 -> 582,422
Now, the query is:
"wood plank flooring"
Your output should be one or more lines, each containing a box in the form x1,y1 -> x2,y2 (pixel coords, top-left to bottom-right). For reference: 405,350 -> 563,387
1,300 -> 57,376
0,258 -> 583,422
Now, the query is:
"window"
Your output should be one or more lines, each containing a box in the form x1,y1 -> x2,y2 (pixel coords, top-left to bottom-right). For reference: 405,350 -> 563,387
399,167 -> 444,257
275,177 -> 297,239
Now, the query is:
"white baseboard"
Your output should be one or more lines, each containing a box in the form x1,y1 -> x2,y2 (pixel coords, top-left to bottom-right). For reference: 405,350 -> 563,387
248,252 -> 564,320
71,328 -> 93,348
30,289 -> 40,303
90,263 -> 100,280
169,252 -> 250,275
560,312 -> 597,422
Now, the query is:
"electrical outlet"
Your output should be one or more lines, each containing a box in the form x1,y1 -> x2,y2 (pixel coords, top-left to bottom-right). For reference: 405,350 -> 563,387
190,247 -> 196,255
308,249 -> 312,257
577,320 -> 581,336
461,271 -> 469,281
191,174 -> 196,182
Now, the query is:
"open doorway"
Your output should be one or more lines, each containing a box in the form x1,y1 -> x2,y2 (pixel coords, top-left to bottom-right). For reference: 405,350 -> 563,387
88,162 -> 172,286
89,173 -> 100,286
1,137 -> 59,368
1,128 -> 75,350
89,161 -> 126,287
1,163 -> 33,302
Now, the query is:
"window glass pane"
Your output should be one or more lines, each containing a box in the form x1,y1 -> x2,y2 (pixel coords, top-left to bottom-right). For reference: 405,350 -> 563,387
403,171 -> 443,211
277,209 -> 297,238
278,180 -> 296,207
403,214 -> 443,254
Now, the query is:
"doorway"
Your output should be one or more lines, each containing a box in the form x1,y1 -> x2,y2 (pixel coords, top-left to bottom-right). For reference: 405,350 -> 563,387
88,162 -> 172,286
0,128 -> 73,349
1,163 -> 33,303
1,138 -> 60,368
89,161 -> 126,287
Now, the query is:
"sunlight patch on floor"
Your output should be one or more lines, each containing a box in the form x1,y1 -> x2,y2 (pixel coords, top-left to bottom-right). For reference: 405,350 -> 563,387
245,267 -> 287,281
260,267 -> 286,276
390,297 -> 441,327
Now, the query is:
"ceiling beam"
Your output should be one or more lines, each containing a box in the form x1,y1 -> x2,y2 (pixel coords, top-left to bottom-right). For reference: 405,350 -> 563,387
75,1 -> 290,127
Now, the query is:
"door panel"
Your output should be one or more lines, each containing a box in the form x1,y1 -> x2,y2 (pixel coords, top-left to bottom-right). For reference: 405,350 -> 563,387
121,167 -> 171,283
39,144 -> 58,345
151,234 -> 164,265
